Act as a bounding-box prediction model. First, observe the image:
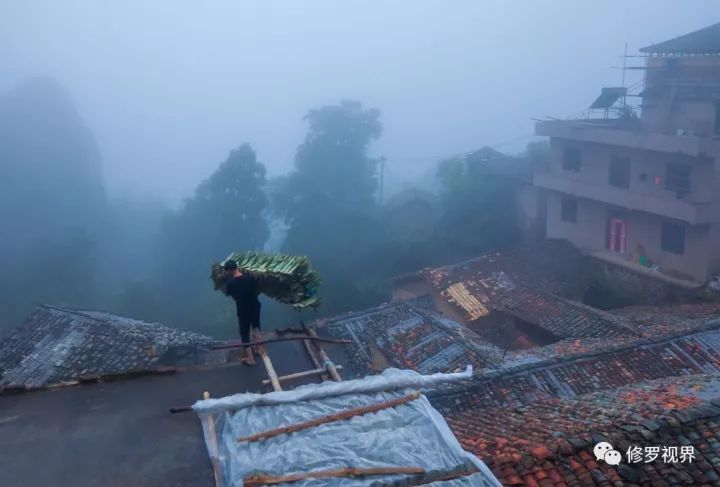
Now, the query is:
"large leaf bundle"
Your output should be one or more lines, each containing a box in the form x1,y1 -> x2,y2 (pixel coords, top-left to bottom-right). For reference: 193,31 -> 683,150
210,251 -> 321,309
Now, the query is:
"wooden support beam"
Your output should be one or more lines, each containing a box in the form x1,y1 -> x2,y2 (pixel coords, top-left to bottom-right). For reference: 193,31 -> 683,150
210,336 -> 350,350
404,466 -> 480,486
169,405 -> 193,414
307,328 -> 342,382
261,365 -> 344,386
238,392 -> 421,443
202,391 -> 222,487
301,322 -> 328,381
244,467 -> 425,487
257,344 -> 282,391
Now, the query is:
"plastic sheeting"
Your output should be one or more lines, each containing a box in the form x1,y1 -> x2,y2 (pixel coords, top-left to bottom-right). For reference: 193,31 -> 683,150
194,366 -> 472,414
197,368 -> 501,487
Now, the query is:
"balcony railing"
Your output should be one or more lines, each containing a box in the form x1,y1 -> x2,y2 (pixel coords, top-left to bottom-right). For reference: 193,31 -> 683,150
535,119 -> 720,157
534,171 -> 720,224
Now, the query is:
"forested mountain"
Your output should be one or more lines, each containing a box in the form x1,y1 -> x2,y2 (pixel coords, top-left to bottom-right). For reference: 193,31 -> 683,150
0,78 -> 107,325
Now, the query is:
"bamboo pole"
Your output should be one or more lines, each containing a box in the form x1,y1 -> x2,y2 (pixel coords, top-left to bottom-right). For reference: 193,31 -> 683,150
203,391 -> 222,487
238,392 -> 421,443
405,466 -> 480,486
301,322 -> 328,381
257,344 -> 282,391
210,336 -> 350,350
261,365 -> 343,386
244,467 -> 425,487
307,328 -> 342,381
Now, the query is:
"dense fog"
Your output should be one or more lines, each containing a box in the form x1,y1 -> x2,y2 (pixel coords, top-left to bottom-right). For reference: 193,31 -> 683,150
1,2 -> 718,336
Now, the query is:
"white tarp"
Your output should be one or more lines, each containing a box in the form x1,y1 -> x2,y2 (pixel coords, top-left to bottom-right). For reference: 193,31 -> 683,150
196,367 -> 501,487
193,366 -> 473,414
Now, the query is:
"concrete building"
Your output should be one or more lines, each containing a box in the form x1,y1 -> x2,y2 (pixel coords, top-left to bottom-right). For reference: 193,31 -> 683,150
534,23 -> 720,285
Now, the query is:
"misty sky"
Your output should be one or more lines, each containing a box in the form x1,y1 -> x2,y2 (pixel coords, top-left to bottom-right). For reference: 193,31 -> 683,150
2,2 -> 718,205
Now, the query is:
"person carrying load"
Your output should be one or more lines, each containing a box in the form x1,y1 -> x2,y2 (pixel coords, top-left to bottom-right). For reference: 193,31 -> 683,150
223,260 -> 261,364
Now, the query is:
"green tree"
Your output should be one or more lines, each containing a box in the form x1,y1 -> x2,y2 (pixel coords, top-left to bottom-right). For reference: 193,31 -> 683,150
435,148 -> 521,257
276,101 -> 385,316
153,143 -> 269,332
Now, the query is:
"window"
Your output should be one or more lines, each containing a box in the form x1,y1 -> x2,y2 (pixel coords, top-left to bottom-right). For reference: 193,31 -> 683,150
563,147 -> 581,172
561,196 -> 577,223
609,156 -> 630,188
665,163 -> 691,195
661,221 -> 685,254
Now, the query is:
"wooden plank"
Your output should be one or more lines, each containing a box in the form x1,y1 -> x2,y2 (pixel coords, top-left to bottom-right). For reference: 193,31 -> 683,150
402,466 -> 480,486
237,392 -> 421,443
244,467 -> 425,487
301,322 -> 328,381
307,328 -> 342,381
202,391 -> 222,487
257,344 -> 282,391
261,365 -> 344,386
210,336 -> 350,350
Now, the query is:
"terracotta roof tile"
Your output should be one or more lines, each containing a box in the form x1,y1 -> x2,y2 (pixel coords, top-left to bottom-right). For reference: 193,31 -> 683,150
421,243 -> 638,341
315,300 -> 503,377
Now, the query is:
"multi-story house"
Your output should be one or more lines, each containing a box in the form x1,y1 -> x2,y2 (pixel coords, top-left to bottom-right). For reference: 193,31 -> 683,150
534,23 -> 720,285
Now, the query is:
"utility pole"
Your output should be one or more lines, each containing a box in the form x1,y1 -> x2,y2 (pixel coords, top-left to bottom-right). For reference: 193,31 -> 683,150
379,156 -> 385,204
621,42 -> 628,109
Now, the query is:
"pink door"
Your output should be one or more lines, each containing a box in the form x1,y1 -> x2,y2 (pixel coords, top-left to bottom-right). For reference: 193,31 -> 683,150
609,218 -> 627,253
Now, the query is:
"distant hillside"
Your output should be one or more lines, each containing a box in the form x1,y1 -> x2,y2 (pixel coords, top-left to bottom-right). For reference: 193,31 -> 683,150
0,77 -> 107,327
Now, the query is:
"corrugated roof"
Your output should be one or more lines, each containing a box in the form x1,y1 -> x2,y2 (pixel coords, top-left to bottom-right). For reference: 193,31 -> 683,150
641,23 -> 720,54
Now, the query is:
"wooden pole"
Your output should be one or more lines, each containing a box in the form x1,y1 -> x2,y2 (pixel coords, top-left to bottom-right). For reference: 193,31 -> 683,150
210,336 -> 350,350
301,322 -> 328,381
237,392 -> 421,443
261,365 -> 343,386
203,391 -> 222,487
244,466 -> 425,487
307,328 -> 342,382
257,344 -> 282,391
405,466 -> 480,486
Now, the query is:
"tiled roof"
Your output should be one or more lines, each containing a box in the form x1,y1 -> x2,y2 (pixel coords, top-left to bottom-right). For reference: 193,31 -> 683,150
423,242 -> 633,340
432,324 -> 720,412
641,22 -> 720,54
428,318 -> 720,486
612,303 -> 720,337
501,305 -> 720,368
425,240 -> 587,298
441,374 -> 720,486
0,305 -> 213,387
315,300 -> 504,378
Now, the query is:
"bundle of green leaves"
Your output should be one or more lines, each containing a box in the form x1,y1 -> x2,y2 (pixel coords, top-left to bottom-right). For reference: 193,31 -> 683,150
211,251 -> 321,309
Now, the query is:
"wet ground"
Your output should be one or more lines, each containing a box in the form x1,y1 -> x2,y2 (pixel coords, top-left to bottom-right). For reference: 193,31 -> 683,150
0,339 -> 315,487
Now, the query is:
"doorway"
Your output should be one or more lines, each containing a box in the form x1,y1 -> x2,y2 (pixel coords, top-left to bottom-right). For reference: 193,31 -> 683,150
608,216 -> 628,253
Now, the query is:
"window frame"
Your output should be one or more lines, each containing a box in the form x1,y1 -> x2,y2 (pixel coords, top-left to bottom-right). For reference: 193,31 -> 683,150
560,195 -> 578,223
665,162 -> 691,195
562,147 -> 582,173
608,155 -> 631,189
661,220 -> 686,255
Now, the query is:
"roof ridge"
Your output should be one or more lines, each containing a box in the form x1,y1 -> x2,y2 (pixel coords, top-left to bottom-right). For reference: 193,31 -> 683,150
641,22 -> 720,54
511,279 -> 641,337
37,305 -> 213,340
429,316 -> 720,401
40,304 -> 153,325
313,300 -> 407,328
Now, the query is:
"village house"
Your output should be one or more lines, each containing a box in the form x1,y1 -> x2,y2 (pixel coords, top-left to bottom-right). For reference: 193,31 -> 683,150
534,23 -> 720,286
